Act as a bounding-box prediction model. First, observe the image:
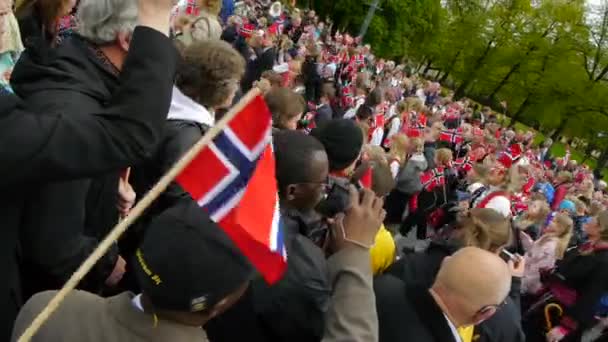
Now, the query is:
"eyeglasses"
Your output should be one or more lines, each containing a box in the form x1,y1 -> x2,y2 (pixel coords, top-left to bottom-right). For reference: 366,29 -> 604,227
297,177 -> 331,191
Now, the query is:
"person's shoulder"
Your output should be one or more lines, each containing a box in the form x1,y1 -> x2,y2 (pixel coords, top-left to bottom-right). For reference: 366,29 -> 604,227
14,290 -> 106,340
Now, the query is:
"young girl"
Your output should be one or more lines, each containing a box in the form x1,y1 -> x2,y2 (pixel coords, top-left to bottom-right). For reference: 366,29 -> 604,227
384,138 -> 427,225
387,133 -> 409,179
514,200 -> 551,240
521,213 -> 573,295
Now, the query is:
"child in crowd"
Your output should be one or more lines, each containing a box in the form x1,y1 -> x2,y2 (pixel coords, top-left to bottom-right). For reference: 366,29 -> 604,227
520,213 -> 573,295
387,134 -> 409,179
514,200 -> 551,240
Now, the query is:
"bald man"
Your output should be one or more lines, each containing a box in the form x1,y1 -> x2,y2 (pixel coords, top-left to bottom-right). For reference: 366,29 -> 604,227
374,247 -> 512,342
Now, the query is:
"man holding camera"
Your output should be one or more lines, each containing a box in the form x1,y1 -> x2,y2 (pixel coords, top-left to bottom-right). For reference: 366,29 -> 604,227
207,129 -> 382,342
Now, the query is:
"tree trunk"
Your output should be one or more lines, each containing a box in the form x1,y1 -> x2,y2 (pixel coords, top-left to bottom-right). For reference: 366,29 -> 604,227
551,117 -> 570,141
488,62 -> 521,100
508,94 -> 531,128
454,40 -> 494,99
596,149 -> 608,175
415,58 -> 426,73
439,70 -> 450,83
423,59 -> 434,75
439,50 -> 461,84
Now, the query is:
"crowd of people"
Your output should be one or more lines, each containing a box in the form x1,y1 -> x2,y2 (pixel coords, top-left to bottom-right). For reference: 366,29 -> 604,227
1,0 -> 608,341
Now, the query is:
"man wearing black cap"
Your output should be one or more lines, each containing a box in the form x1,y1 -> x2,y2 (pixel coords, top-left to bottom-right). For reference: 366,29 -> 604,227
311,119 -> 364,178
207,130 -> 332,342
207,130 -> 382,342
11,200 -> 254,342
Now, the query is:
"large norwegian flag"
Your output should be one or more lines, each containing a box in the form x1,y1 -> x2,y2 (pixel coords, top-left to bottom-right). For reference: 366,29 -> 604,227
176,95 -> 287,284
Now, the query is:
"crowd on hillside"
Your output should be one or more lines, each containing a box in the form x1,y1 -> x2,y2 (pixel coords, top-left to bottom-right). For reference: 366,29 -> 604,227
1,0 -> 608,341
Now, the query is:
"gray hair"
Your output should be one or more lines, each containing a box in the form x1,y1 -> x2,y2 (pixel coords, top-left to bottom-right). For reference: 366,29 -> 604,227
77,0 -> 138,45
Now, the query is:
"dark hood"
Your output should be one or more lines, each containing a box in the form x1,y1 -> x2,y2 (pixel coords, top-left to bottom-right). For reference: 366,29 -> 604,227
11,34 -> 118,103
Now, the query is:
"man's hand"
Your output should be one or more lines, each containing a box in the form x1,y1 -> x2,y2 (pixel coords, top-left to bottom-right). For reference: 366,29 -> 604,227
508,255 -> 525,278
137,0 -> 175,36
117,176 -> 136,218
330,186 -> 384,252
105,256 -> 127,287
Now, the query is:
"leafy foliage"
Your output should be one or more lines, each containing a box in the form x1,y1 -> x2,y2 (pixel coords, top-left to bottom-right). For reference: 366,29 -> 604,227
307,0 -> 608,170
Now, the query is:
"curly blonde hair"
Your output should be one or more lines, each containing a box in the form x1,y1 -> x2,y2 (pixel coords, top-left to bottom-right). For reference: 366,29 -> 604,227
460,208 -> 512,253
176,40 -> 245,109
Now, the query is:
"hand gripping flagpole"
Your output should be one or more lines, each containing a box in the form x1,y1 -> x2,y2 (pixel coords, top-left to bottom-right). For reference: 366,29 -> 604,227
16,88 -> 261,342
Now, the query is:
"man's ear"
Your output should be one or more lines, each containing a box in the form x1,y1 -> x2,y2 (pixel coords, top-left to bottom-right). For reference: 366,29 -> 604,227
117,31 -> 133,52
286,184 -> 298,201
472,306 -> 496,326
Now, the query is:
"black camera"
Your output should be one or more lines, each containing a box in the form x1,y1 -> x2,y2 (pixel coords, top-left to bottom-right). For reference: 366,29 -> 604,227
315,177 -> 359,218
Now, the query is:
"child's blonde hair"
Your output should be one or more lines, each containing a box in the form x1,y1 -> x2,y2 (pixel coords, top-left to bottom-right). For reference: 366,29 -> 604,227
435,148 -> 453,167
363,145 -> 388,165
410,137 -> 424,154
388,134 -> 409,165
543,213 -> 573,259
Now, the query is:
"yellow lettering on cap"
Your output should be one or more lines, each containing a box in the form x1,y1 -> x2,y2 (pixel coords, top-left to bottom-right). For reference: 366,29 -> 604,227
136,249 -> 162,285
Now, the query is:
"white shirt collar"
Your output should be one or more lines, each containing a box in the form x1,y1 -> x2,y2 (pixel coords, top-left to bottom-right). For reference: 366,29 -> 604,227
443,313 -> 463,342
167,86 -> 215,126
131,294 -> 144,312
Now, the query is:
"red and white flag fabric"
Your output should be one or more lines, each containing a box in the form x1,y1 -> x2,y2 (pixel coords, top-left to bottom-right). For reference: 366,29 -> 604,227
439,130 -> 465,145
176,95 -> 287,284
452,157 -> 473,173
420,167 -> 446,192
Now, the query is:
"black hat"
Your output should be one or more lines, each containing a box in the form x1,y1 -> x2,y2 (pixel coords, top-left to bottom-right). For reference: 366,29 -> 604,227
134,200 -> 253,313
311,119 -> 363,172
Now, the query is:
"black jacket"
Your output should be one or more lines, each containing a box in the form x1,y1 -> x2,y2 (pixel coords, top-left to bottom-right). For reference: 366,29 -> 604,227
315,104 -> 333,128
385,241 -> 525,342
126,119 -> 208,274
242,47 -> 276,92
0,27 -> 177,341
375,276 -> 459,342
206,208 -> 331,342
11,33 -> 132,298
550,246 -> 608,334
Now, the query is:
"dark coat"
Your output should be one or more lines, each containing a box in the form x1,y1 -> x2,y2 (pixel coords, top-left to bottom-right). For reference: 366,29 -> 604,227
551,246 -> 608,333
315,104 -> 333,127
374,275 -> 458,342
11,33 -> 130,298
125,119 -> 208,284
206,208 -> 330,342
423,142 -> 437,170
385,241 -> 526,342
0,27 -> 177,341
242,47 -> 276,92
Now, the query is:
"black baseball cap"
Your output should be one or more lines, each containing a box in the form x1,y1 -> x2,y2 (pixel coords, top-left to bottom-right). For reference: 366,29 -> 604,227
133,199 -> 254,313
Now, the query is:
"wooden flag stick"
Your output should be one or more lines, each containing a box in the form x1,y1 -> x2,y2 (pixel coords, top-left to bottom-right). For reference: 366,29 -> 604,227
17,88 -> 261,342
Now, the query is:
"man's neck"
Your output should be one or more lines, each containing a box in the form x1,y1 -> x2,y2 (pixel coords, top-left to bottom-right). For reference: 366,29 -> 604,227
99,45 -> 126,71
429,288 -> 466,328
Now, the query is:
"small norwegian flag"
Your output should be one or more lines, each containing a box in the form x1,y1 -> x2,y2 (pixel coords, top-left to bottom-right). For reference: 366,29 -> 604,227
177,94 -> 287,284
452,157 -> 473,173
420,167 -> 445,192
439,130 -> 465,145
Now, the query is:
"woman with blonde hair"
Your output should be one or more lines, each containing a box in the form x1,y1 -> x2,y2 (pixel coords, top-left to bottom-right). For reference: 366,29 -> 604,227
470,147 -> 527,218
387,133 -> 408,179
526,210 -> 608,342
385,208 -> 524,342
520,213 -> 573,295
514,200 -> 551,240
384,137 -> 427,225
